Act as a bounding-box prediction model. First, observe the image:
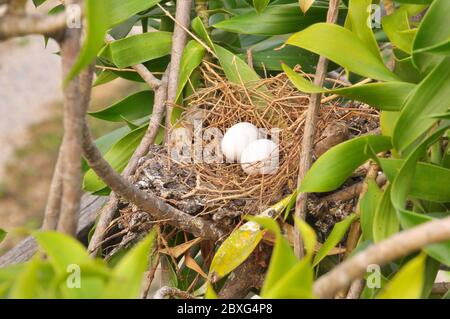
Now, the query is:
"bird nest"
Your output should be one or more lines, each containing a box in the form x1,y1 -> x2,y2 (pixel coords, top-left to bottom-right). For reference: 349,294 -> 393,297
118,63 -> 379,232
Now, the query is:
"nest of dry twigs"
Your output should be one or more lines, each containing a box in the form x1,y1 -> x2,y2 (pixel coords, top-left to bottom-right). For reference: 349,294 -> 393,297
118,63 -> 380,230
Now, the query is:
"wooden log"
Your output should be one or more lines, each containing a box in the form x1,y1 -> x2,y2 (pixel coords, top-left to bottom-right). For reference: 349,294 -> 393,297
0,194 -> 107,267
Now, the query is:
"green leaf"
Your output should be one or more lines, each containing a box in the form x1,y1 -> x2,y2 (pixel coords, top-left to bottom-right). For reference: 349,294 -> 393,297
382,5 -> 426,54
253,0 -> 271,13
107,31 -> 172,68
213,4 -> 330,36
262,258 -> 314,298
0,229 -> 6,243
104,230 -> 156,298
83,125 -> 147,193
294,217 -> 317,257
380,158 -> 450,203
34,231 -> 92,273
395,0 -> 432,3
393,57 -> 450,152
109,0 -> 162,26
299,135 -> 393,193
65,0 -> 109,84
89,91 -> 154,122
214,44 -> 262,85
32,0 -> 47,6
373,185 -> 399,243
176,40 -> 206,101
283,64 -> 414,111
377,253 -> 426,299
9,257 -> 43,298
412,0 -> 450,73
287,23 -> 399,81
254,217 -> 298,296
313,214 -> 357,266
93,70 -> 118,87
360,180 -> 382,241
346,0 -> 381,58
209,221 -> 264,281
191,16 -> 215,49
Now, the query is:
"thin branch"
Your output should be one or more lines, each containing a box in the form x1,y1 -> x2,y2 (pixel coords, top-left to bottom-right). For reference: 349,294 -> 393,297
42,146 -> 64,230
56,26 -> 85,236
294,0 -> 341,258
313,216 -> 450,298
432,282 -> 450,295
163,0 -> 193,138
0,12 -> 67,40
81,124 -> 227,241
104,34 -> 161,89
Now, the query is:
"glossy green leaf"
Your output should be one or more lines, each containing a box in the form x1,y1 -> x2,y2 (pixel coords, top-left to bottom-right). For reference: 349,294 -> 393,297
373,185 -> 399,243
255,217 -> 298,296
346,0 -> 381,58
299,135 -> 393,193
360,180 -> 382,241
287,23 -> 399,81
214,44 -> 262,85
313,214 -> 357,266
93,70 -> 118,87
399,212 -> 450,266
377,253 -> 426,299
253,0 -> 271,13
393,57 -> 450,152
283,64 -> 414,111
412,0 -> 450,73
191,17 -> 215,49
209,221 -> 264,281
0,228 -> 6,243
109,0 -> 161,26
34,231 -> 92,273
294,217 -> 317,257
107,31 -> 172,68
380,158 -> 450,203
83,125 -> 147,192
213,4 -> 329,36
262,258 -> 314,298
89,91 -> 154,122
104,230 -> 156,298
176,40 -> 206,101
65,0 -> 109,84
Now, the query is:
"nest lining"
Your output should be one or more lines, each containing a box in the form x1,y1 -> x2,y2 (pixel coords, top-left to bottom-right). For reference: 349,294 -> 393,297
118,64 -> 379,233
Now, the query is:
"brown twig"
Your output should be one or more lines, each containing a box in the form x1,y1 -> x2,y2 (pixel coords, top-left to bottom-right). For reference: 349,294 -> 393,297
81,123 -> 227,240
293,0 -> 341,258
42,147 -> 64,230
56,26 -> 85,236
0,12 -> 67,40
313,216 -> 450,298
431,282 -> 450,295
164,0 -> 193,138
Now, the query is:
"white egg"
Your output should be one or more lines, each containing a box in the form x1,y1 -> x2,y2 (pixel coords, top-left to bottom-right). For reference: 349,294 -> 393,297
240,139 -> 279,175
221,122 -> 259,162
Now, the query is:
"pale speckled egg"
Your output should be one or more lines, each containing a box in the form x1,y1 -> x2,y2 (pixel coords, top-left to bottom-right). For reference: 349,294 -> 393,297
240,139 -> 279,175
221,122 -> 259,162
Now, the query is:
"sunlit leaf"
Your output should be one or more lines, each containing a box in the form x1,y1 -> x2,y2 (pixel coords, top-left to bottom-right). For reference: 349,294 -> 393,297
360,180 -> 382,241
373,185 -> 399,243
176,40 -> 206,101
253,0 -> 271,13
283,64 -> 414,111
287,23 -> 399,81
299,135 -> 392,193
104,230 -> 156,298
313,214 -> 357,266
377,253 -> 426,299
89,91 -> 154,122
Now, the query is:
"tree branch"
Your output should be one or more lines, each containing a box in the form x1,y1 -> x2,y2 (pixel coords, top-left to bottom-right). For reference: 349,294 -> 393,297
294,0 -> 341,258
164,0 -> 192,137
87,68 -> 170,256
0,12 -> 67,40
81,124 -> 227,241
313,216 -> 450,298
